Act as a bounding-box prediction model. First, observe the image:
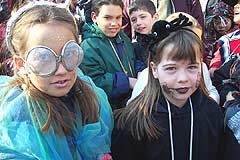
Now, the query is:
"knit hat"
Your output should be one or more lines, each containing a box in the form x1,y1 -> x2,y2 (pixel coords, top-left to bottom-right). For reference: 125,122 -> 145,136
212,2 -> 234,19
207,2 -> 234,19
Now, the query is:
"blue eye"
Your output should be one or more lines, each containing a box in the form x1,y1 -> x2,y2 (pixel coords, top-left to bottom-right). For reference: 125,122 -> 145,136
165,67 -> 176,71
189,65 -> 198,69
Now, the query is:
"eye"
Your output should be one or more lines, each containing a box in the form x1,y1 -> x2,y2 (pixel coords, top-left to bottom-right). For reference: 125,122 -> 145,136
116,16 -> 122,20
188,65 -> 199,70
140,15 -> 146,19
131,17 -> 137,23
165,66 -> 176,71
104,16 -> 111,20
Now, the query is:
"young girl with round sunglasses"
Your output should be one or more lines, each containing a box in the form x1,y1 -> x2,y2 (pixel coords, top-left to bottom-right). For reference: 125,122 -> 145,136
111,15 -> 224,160
0,1 -> 113,160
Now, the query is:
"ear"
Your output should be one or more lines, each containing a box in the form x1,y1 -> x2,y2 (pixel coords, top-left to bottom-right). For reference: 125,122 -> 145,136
13,56 -> 25,70
153,13 -> 159,22
13,56 -> 27,74
150,61 -> 158,79
91,11 -> 98,23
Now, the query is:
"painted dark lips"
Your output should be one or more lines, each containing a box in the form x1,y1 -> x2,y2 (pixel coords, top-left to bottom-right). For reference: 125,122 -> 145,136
175,87 -> 189,94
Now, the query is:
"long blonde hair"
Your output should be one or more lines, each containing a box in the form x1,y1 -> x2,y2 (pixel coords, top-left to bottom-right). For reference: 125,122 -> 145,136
6,5 -> 99,135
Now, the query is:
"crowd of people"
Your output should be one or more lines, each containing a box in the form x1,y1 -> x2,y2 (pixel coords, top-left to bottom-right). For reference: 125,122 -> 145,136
1,0 -> 240,159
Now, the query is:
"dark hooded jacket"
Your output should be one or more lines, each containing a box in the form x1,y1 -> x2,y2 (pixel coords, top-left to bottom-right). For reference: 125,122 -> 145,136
111,89 -> 224,160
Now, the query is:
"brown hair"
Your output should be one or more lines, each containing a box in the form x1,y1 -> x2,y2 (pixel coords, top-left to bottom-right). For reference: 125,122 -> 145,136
115,29 -> 204,140
129,0 -> 156,16
91,0 -> 124,16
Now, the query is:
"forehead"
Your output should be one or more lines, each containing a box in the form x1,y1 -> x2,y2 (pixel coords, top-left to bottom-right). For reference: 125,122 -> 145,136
26,23 -> 75,54
160,43 -> 200,63
98,4 -> 122,16
130,9 -> 152,17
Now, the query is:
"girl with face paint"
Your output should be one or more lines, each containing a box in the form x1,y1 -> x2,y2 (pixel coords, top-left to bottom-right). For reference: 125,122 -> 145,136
111,15 -> 224,160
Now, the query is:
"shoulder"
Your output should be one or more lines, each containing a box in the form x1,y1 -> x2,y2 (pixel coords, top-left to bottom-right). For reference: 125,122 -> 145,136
119,31 -> 132,42
193,90 -> 223,116
220,29 -> 240,41
82,23 -> 108,40
81,36 -> 103,48
0,77 -> 30,122
78,68 -> 112,116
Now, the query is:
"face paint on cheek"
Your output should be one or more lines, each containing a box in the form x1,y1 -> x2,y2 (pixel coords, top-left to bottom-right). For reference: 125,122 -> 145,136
195,72 -> 201,88
161,82 -> 171,94
161,82 -> 175,98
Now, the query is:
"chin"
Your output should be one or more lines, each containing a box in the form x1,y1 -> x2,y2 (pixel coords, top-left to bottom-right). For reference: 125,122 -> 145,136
107,33 -> 118,37
49,89 -> 71,97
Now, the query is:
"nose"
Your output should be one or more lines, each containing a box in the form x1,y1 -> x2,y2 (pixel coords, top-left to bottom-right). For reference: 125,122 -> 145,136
110,20 -> 116,26
177,69 -> 189,83
110,18 -> 120,26
136,18 -> 141,26
54,63 -> 68,75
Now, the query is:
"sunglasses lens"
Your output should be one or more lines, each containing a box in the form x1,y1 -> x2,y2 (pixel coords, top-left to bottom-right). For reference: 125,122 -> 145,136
63,41 -> 83,71
25,41 -> 83,77
26,47 -> 56,76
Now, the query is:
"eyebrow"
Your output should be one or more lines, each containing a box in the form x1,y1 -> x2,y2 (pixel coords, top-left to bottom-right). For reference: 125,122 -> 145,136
104,14 -> 122,17
162,62 -> 201,67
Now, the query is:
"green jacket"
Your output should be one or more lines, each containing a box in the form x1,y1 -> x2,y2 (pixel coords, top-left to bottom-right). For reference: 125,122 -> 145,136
80,23 -> 136,109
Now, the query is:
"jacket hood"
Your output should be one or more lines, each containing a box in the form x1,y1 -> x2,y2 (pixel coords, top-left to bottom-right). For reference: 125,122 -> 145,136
82,22 -> 127,45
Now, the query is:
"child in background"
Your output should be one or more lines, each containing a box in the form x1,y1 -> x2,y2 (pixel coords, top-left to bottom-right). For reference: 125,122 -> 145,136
204,1 -> 236,61
210,0 -> 240,106
209,1 -> 240,75
0,1 -> 112,159
80,0 -> 139,109
129,0 -> 158,67
111,15 -> 224,160
128,12 -> 220,105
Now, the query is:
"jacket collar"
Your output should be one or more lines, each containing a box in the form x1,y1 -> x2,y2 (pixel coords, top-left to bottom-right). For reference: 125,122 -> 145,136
84,22 -> 122,41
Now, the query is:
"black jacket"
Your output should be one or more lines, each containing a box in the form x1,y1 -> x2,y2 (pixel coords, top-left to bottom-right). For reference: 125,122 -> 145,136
111,90 -> 224,160
212,57 -> 239,106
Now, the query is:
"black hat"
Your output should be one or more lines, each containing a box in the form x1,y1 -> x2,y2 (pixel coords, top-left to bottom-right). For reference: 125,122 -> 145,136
222,0 -> 239,7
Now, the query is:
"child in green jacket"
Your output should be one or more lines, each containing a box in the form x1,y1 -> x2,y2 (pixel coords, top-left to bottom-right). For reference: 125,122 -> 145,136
80,0 -> 142,109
